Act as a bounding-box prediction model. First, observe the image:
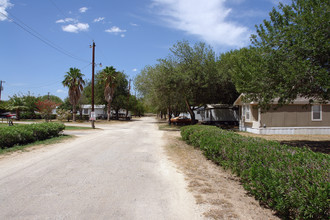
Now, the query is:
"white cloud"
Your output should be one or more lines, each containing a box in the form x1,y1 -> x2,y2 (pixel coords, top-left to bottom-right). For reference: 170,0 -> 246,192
93,17 -> 105,22
55,18 -> 77,23
56,89 -> 66,93
56,17 -> 89,33
271,0 -> 291,5
0,0 -> 13,21
132,68 -> 138,72
130,22 -> 138,26
79,7 -> 88,13
121,34 -> 125,38
62,23 -> 89,33
151,0 -> 250,48
105,26 -> 127,34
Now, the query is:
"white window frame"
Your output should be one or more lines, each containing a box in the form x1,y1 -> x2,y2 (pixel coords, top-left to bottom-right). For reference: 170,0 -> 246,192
311,105 -> 322,121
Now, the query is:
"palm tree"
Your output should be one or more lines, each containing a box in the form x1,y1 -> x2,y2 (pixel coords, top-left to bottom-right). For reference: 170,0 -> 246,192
8,94 -> 27,121
98,66 -> 118,121
62,68 -> 85,121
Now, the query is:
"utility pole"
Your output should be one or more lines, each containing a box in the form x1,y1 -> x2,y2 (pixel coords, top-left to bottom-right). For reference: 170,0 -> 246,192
126,79 -> 131,119
91,41 -> 96,129
0,81 -> 5,101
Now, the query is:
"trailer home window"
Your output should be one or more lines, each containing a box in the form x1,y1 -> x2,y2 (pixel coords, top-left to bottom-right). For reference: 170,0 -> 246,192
312,105 -> 322,121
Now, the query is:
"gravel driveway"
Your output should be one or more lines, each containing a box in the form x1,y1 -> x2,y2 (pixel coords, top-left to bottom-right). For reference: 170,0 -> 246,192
0,117 -> 203,219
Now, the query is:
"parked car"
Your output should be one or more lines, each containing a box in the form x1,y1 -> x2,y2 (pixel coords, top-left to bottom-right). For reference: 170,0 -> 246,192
170,116 -> 193,125
0,113 -> 16,119
6,114 -> 16,119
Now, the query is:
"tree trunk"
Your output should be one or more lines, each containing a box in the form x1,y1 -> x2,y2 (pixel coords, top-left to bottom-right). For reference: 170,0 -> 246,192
107,101 -> 111,121
73,105 -> 76,121
115,109 -> 119,120
125,108 -> 129,119
185,99 -> 195,124
16,109 -> 20,121
79,106 -> 82,120
168,106 -> 172,125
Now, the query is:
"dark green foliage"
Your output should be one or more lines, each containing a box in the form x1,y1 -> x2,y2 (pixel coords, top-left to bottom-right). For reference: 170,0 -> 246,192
20,112 -> 42,119
181,125 -> 329,219
229,0 -> 330,107
0,123 -> 65,149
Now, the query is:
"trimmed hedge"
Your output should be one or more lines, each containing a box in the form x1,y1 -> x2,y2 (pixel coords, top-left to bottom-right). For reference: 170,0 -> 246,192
181,125 -> 329,220
0,123 -> 65,149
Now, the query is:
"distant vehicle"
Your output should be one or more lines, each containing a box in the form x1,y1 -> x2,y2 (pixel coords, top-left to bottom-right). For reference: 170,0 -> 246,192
0,113 -> 16,119
170,116 -> 193,125
110,112 -> 132,120
6,114 -> 16,119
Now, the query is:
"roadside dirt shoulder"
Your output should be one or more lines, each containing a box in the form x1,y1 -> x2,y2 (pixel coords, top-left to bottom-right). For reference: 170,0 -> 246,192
164,130 -> 279,220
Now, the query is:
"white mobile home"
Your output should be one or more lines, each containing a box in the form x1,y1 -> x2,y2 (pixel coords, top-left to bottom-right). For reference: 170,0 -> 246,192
200,104 -> 239,126
80,105 -> 131,120
80,105 -> 106,119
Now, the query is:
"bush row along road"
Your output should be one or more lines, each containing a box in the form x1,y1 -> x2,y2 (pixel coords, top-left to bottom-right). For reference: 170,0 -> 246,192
0,117 -> 203,219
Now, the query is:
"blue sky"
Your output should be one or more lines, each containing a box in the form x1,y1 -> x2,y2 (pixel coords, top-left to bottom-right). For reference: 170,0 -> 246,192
0,0 -> 288,101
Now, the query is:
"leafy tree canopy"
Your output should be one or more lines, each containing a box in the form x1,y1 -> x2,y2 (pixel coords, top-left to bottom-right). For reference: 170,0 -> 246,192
230,0 -> 329,107
135,40 -> 239,122
40,95 -> 63,104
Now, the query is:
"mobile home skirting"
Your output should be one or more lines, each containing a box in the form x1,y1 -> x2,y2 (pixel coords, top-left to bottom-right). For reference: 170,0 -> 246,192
240,126 -> 330,135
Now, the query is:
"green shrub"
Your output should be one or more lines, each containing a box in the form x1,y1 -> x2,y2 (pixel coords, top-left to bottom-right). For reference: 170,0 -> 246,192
181,125 -> 329,219
0,123 -> 65,148
20,112 -> 42,119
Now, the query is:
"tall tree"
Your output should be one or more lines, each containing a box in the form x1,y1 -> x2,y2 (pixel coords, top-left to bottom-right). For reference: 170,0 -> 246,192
233,0 -> 330,107
169,40 -> 236,123
135,41 -> 239,123
111,71 -> 129,119
62,67 -> 85,121
97,66 -> 118,121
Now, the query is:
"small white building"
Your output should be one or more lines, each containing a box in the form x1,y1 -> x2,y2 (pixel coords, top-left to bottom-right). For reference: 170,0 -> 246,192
80,105 -> 106,119
80,105 -> 131,119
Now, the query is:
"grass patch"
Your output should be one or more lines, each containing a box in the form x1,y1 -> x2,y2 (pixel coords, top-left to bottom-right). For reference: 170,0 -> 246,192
0,123 -> 9,128
65,126 -> 93,130
158,124 -> 183,131
0,135 -> 72,155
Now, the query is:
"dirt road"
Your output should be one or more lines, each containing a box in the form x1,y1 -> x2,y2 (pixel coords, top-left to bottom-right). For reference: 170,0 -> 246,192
0,117 -> 203,219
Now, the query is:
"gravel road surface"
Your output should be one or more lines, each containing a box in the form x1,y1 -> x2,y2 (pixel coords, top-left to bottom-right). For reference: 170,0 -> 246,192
0,117 -> 203,219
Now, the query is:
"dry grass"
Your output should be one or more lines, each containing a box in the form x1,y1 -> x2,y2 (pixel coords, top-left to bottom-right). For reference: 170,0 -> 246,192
237,132 -> 330,154
163,130 -> 279,220
236,132 -> 330,141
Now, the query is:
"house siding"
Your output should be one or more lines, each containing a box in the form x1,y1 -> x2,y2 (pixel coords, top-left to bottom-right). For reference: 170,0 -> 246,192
260,105 -> 330,127
251,106 -> 258,121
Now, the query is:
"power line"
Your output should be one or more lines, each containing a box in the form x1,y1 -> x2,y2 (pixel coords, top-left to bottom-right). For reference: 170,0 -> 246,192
48,0 -> 67,18
0,11 -> 90,64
